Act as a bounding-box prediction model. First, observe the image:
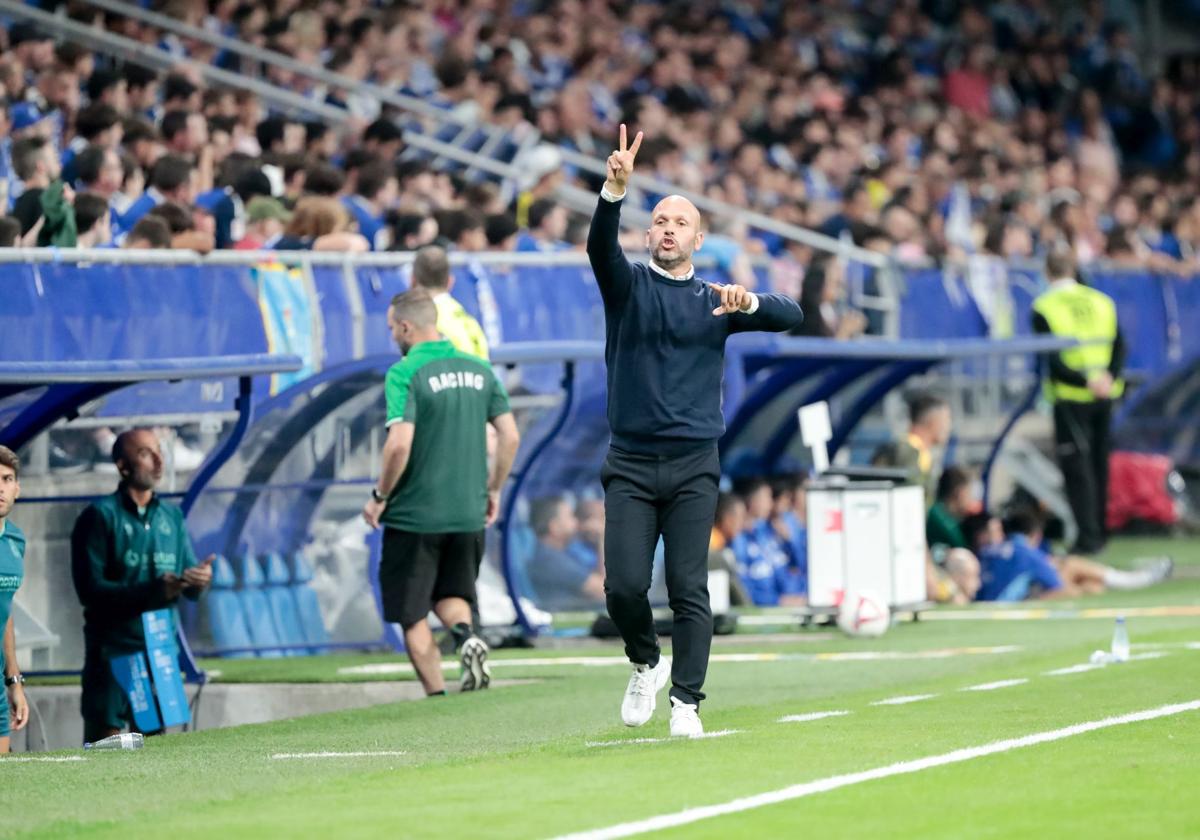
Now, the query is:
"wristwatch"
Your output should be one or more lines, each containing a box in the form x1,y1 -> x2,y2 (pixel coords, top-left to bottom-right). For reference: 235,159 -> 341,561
4,674 -> 24,687
371,488 -> 386,504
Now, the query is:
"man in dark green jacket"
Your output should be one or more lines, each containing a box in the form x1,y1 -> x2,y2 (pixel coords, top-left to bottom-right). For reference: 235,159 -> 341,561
71,429 -> 212,742
10,136 -> 76,246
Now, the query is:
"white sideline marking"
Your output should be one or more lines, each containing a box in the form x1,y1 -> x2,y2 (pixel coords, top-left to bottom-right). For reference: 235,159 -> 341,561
1045,663 -> 1105,676
551,699 -> 1200,840
777,711 -> 851,723
270,751 -> 407,760
871,694 -> 938,706
925,605 -> 1200,621
1130,651 -> 1169,661
585,730 -> 740,748
586,737 -> 665,748
1046,650 -> 1171,676
336,646 -> 1021,677
1,755 -> 87,763
960,678 -> 1029,692
813,646 -> 1020,662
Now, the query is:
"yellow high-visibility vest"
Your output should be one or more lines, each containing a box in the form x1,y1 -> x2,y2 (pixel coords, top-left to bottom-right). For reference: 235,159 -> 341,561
434,293 -> 490,361
1032,282 -> 1124,403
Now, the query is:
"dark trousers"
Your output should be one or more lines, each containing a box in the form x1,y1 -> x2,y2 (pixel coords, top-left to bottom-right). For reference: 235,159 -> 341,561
601,444 -> 720,707
1053,400 -> 1112,555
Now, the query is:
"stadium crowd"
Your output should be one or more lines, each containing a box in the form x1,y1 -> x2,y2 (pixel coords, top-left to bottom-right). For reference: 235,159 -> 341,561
2,0 -> 1200,276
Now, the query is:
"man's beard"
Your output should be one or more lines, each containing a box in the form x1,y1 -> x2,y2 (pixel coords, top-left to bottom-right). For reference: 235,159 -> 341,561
652,246 -> 688,270
127,470 -> 159,492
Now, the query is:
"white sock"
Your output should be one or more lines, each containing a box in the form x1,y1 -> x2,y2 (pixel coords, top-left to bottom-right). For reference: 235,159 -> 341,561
1103,568 -> 1157,590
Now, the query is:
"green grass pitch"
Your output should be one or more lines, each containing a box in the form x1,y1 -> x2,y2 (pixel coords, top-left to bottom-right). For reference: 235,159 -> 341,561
5,537 -> 1199,839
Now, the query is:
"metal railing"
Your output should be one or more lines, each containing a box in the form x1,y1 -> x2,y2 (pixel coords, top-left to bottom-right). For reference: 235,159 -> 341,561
74,0 -> 886,266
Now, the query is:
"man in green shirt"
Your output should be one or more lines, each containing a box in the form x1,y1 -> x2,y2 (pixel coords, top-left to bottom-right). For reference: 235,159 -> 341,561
0,446 -> 30,752
362,289 -> 520,696
71,429 -> 213,743
927,465 -> 972,552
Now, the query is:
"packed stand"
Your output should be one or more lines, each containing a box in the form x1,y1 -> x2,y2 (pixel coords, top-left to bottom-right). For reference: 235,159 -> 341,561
2,0 -> 1199,276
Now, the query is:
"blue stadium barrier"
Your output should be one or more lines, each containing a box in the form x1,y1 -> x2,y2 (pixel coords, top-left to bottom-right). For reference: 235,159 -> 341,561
1086,269 -> 1171,378
6,252 -> 1190,396
898,267 -> 989,340
1167,274 -> 1200,363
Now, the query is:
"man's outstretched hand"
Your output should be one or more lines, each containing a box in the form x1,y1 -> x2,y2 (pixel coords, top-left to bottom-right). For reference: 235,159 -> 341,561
605,123 -> 643,196
708,282 -> 755,316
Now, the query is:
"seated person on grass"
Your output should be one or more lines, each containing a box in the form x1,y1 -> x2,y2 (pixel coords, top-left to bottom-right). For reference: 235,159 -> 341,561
964,509 -> 1172,602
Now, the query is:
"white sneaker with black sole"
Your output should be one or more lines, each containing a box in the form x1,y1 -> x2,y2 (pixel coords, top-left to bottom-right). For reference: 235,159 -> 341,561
621,656 -> 670,727
459,636 -> 491,691
669,696 -> 703,738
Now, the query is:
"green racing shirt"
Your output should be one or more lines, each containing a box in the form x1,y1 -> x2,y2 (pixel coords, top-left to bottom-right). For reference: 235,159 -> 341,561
382,339 -> 511,533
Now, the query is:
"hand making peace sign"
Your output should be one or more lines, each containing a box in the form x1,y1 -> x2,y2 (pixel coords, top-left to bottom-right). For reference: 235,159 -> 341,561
605,123 -> 644,194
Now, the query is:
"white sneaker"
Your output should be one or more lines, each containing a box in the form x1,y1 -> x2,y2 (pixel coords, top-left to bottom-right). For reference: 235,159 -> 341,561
669,696 -> 703,738
620,656 -> 670,727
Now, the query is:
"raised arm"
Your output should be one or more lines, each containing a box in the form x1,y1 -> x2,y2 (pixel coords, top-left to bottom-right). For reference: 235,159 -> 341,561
587,124 -> 643,307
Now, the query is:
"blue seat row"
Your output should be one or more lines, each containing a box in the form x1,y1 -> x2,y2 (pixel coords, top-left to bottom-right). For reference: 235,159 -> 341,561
204,552 -> 330,658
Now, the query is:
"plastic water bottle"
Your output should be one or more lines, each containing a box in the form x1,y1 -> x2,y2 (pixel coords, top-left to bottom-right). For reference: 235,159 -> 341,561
1111,616 -> 1130,663
84,733 -> 144,751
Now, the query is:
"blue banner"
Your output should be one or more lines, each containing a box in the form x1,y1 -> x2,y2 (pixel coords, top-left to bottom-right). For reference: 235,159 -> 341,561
254,263 -> 317,394
109,652 -> 162,733
142,610 -> 191,728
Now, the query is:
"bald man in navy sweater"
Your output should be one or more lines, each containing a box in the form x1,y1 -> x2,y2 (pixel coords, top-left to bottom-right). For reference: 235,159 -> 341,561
588,125 -> 802,737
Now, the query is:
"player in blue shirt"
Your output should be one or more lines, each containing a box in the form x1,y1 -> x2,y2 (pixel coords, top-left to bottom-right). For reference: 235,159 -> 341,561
969,508 -> 1171,602
770,476 -> 808,596
0,446 -> 30,752
975,512 -> 1065,602
730,478 -> 806,606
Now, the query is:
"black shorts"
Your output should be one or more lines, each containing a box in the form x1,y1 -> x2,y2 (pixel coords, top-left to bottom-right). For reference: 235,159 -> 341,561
379,528 -> 482,628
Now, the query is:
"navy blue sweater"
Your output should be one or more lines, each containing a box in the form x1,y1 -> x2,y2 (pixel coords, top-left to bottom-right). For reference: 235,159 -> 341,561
587,194 -> 803,455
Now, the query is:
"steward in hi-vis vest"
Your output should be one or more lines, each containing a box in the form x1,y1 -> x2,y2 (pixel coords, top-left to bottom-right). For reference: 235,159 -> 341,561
1031,249 -> 1126,556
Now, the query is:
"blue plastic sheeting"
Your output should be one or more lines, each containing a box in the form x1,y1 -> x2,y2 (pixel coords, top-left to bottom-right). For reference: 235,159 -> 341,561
1168,275 -> 1200,362
1,262 -> 270,417
898,268 -> 989,340
1086,270 -> 1170,377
